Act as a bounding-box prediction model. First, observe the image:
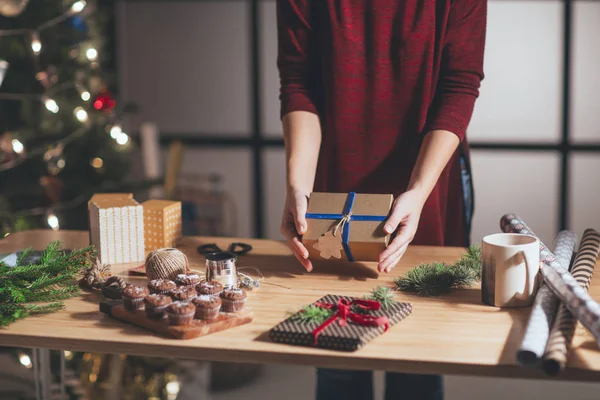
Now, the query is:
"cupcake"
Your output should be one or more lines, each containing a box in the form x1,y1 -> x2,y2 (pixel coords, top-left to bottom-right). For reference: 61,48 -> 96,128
144,294 -> 172,319
171,285 -> 197,302
166,301 -> 196,326
196,280 -> 224,296
192,295 -> 222,320
122,285 -> 149,311
220,287 -> 247,313
174,273 -> 202,288
147,279 -> 177,295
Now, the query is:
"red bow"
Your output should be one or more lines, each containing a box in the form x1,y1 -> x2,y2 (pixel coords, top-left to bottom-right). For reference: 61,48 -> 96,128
311,298 -> 389,345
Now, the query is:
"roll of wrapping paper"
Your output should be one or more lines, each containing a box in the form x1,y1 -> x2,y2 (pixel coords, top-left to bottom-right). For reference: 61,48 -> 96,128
542,229 -> 600,375
501,214 -> 600,346
512,230 -> 577,366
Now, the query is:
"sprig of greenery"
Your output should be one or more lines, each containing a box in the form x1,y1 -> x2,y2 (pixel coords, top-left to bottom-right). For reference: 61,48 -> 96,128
290,304 -> 334,324
0,241 -> 95,326
394,245 -> 482,297
364,285 -> 397,309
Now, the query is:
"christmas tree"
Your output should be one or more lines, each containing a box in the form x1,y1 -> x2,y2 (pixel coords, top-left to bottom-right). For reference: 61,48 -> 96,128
0,0 -> 138,236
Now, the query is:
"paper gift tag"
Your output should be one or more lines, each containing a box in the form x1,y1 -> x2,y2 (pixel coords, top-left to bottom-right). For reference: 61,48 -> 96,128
313,230 -> 344,259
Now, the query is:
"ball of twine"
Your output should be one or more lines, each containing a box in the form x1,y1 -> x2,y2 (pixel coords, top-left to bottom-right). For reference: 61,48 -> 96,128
145,248 -> 189,281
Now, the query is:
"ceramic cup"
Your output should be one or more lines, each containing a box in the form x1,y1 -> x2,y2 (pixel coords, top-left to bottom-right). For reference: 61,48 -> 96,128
481,233 -> 541,308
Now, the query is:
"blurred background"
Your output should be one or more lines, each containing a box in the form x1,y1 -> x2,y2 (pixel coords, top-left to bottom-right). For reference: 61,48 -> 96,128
1,0 -> 599,399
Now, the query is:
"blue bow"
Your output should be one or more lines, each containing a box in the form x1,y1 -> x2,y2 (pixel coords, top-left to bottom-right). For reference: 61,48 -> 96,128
305,192 -> 387,262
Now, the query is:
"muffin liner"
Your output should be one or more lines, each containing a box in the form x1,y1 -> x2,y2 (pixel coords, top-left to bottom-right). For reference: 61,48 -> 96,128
123,296 -> 145,312
167,311 -> 195,326
145,304 -> 169,319
221,297 -> 246,313
194,304 -> 221,320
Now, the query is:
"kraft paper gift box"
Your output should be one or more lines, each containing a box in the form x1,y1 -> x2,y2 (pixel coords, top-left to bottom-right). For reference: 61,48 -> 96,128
88,194 -> 145,265
303,192 -> 394,262
142,199 -> 182,253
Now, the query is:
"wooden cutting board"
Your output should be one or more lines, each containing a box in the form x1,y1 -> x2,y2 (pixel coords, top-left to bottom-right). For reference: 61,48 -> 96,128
100,301 -> 253,340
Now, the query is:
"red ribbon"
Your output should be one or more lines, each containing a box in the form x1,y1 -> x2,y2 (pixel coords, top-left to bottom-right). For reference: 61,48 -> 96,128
310,298 -> 389,345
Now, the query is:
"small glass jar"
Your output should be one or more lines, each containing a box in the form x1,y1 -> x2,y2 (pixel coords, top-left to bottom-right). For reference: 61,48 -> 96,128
205,251 -> 238,288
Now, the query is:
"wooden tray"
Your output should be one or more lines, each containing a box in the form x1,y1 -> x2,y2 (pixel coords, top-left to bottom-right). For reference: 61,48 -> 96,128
100,301 -> 253,339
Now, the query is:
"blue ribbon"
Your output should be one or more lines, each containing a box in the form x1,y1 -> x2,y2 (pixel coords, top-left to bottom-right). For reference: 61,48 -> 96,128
305,192 -> 387,262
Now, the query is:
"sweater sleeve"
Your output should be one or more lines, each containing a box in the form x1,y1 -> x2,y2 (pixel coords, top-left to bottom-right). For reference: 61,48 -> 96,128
276,0 -> 319,118
424,0 -> 487,141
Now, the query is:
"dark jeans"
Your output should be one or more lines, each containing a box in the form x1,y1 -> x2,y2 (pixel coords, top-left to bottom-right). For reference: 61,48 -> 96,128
316,368 -> 443,400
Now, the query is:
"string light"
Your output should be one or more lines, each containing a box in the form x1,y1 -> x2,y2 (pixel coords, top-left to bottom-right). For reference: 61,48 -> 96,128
74,106 -> 88,122
71,0 -> 86,13
18,353 -> 32,369
86,48 -> 98,61
90,157 -> 103,168
81,90 -> 90,101
31,32 -> 41,54
47,212 -> 60,230
115,132 -> 129,145
109,125 -> 122,139
11,139 -> 24,154
42,97 -> 59,113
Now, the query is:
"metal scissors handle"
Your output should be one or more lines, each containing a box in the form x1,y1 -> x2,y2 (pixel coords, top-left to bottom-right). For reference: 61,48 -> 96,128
197,242 -> 253,256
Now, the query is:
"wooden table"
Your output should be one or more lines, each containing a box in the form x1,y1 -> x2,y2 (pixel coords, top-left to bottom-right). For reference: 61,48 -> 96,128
1,230 -> 600,382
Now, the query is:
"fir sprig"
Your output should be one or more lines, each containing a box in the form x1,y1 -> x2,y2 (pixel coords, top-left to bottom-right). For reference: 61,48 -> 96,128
364,285 -> 397,310
290,305 -> 334,324
0,241 -> 95,327
394,245 -> 482,297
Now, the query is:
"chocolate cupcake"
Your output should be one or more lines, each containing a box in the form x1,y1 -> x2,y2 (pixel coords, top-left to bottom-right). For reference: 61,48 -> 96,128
166,301 -> 196,326
196,280 -> 224,296
147,279 -> 177,295
101,276 -> 127,299
192,295 -> 222,320
174,273 -> 202,288
144,294 -> 172,319
171,285 -> 197,302
220,287 -> 247,313
122,285 -> 149,311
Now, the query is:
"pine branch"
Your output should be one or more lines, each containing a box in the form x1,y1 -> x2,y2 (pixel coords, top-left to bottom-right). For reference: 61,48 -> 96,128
394,245 -> 482,297
24,285 -> 80,303
25,302 -> 64,315
39,241 -> 61,265
364,285 -> 397,309
290,305 -> 334,324
16,248 -> 33,265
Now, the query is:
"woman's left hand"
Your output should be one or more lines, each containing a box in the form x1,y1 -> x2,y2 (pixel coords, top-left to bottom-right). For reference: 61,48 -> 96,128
377,189 -> 426,273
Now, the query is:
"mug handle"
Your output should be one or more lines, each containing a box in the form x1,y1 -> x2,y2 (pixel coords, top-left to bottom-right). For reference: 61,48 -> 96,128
517,250 -> 540,300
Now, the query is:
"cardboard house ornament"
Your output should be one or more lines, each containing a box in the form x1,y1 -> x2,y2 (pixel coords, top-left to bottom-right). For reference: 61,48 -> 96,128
303,192 -> 394,262
142,199 -> 182,253
88,193 -> 145,265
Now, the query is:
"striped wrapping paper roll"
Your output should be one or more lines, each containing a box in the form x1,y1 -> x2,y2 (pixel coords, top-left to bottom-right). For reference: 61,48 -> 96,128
543,229 -> 600,375
513,231 -> 577,367
500,214 -> 600,347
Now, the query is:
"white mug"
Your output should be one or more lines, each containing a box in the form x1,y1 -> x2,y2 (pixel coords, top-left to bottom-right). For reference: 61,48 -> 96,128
481,233 -> 541,308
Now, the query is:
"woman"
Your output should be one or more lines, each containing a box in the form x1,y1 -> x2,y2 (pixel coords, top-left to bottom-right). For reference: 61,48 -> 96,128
277,1 -> 486,399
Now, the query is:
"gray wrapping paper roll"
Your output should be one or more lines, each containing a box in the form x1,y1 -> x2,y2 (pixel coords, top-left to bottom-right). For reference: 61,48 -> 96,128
542,229 -> 600,375
501,214 -> 600,347
510,231 -> 577,366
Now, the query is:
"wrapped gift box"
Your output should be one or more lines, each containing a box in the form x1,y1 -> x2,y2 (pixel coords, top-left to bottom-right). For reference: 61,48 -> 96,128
88,194 -> 145,265
142,199 -> 182,253
303,192 -> 393,262
269,294 -> 412,351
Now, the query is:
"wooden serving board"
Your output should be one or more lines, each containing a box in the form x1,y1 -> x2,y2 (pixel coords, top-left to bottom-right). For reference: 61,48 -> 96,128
100,301 -> 253,340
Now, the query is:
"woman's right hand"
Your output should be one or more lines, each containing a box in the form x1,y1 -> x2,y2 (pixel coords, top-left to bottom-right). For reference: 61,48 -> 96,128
280,189 -> 313,272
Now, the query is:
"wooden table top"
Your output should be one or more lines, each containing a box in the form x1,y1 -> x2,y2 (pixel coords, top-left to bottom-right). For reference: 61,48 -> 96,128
1,230 -> 600,382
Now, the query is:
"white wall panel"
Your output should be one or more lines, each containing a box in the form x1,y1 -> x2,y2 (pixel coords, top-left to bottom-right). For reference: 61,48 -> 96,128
117,1 -> 251,135
470,151 -> 560,246
260,1 -> 282,137
468,1 -> 562,143
571,2 -> 600,143
569,154 -> 600,235
264,149 -> 286,239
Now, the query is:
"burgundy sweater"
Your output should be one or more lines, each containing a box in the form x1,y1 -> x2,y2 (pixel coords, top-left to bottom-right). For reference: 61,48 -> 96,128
277,0 -> 486,247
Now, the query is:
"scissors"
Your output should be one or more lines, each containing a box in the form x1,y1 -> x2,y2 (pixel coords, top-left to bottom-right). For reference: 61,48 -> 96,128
196,242 -> 253,257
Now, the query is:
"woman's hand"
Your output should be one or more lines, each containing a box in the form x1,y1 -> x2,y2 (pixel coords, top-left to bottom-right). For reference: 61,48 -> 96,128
280,189 -> 313,272
377,190 -> 427,273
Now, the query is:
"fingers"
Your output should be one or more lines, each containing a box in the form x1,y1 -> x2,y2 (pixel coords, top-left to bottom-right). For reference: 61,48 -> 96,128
280,221 -> 313,272
293,193 -> 308,235
378,242 -> 408,273
379,226 -> 414,262
384,201 -> 405,235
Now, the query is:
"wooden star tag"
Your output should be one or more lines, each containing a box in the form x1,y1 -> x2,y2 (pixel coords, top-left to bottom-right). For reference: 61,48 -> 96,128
313,230 -> 344,259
